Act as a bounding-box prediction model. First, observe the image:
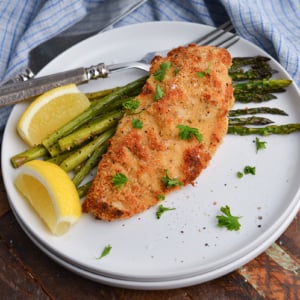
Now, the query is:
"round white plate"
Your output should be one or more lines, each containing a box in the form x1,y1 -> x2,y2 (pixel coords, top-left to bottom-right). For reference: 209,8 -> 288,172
2,21 -> 300,289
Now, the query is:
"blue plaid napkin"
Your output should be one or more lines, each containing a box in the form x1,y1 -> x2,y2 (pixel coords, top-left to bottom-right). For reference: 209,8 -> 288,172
0,0 -> 299,130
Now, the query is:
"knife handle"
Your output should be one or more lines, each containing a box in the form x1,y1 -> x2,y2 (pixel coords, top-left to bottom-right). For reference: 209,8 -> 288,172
0,63 -> 109,107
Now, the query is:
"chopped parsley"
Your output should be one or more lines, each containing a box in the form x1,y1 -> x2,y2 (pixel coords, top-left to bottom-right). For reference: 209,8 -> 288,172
216,205 -> 241,231
132,118 -> 143,129
237,171 -> 244,178
156,204 -> 176,219
197,62 -> 212,78
122,98 -> 140,111
244,165 -> 256,175
112,173 -> 128,189
162,169 -> 183,188
153,61 -> 172,81
155,84 -> 164,100
96,244 -> 112,259
176,124 -> 203,143
174,67 -> 180,75
237,165 -> 256,178
255,137 -> 267,152
157,194 -> 165,201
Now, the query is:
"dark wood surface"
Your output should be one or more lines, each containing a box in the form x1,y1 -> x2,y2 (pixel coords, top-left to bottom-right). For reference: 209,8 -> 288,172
1,167 -> 299,300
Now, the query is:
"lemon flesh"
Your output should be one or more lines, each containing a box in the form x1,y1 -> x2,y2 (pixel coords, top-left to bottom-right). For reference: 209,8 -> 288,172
15,160 -> 81,236
17,84 -> 90,146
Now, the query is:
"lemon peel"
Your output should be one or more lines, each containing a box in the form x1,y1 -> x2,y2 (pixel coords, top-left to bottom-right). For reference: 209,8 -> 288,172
14,160 -> 81,235
17,84 -> 90,146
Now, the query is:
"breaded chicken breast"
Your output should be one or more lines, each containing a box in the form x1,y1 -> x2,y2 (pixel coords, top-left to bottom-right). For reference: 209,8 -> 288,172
82,44 -> 234,221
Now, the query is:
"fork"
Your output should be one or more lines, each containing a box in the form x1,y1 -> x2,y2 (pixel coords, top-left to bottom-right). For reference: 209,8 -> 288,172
109,20 -> 239,73
0,21 -> 239,107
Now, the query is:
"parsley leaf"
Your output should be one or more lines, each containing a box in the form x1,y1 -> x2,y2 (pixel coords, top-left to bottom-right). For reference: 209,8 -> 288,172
197,62 -> 212,78
155,84 -> 164,100
255,137 -> 267,153
156,204 -> 176,219
157,194 -> 165,201
237,165 -> 256,178
154,61 -> 172,81
176,124 -> 203,143
244,165 -> 256,175
112,173 -> 128,189
132,118 -> 143,129
122,98 -> 140,111
237,171 -> 244,178
162,169 -> 183,188
96,244 -> 112,259
216,205 -> 241,231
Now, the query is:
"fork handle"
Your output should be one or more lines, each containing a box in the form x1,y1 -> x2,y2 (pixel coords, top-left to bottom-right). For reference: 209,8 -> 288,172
0,63 -> 109,107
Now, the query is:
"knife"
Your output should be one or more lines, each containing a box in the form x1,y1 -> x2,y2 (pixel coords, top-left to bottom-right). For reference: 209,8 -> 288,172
0,63 -> 109,106
0,61 -> 149,107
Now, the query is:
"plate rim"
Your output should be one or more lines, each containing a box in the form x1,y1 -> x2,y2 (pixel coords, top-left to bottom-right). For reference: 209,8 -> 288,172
2,21 -> 300,287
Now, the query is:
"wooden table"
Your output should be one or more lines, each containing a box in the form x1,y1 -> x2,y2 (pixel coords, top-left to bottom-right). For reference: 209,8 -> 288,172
1,167 -> 299,300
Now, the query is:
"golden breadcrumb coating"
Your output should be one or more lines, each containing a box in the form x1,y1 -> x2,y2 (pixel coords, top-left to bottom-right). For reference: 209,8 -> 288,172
82,44 -> 234,221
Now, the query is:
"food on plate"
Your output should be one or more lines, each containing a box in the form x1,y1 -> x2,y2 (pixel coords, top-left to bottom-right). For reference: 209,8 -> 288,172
14,160 -> 81,235
82,44 -> 234,221
17,84 -> 90,146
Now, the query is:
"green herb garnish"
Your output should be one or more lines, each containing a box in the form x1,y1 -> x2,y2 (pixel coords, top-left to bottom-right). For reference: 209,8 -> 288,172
237,171 -> 244,178
162,169 -> 183,188
154,61 -> 172,81
156,204 -> 176,219
174,67 -> 180,75
122,98 -> 140,110
237,165 -> 256,178
112,173 -> 128,189
244,165 -> 256,175
132,118 -> 143,129
197,62 -> 212,78
155,84 -> 164,100
255,137 -> 267,152
216,205 -> 241,231
96,244 -> 112,259
157,194 -> 165,201
236,171 -> 244,178
176,124 -> 203,143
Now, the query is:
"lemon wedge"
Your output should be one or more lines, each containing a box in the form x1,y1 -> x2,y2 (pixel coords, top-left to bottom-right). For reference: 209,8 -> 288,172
14,160 -> 81,236
17,84 -> 90,146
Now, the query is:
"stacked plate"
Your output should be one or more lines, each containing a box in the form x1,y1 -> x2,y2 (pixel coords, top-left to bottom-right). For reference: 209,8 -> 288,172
2,22 -> 300,290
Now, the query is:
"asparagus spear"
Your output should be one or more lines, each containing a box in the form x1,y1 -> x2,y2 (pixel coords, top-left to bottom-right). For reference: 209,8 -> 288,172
77,181 -> 92,198
231,56 -> 271,68
59,128 -> 115,172
10,145 -> 48,168
72,143 -> 108,187
228,124 -> 300,136
58,110 -> 123,152
234,92 -> 276,103
229,107 -> 288,117
42,76 -> 147,150
230,62 -> 273,81
85,87 -> 120,101
228,116 -> 274,126
233,79 -> 292,94
46,148 -> 78,165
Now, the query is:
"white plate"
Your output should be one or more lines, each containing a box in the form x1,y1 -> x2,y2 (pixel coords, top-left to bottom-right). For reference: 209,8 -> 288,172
2,22 -> 300,289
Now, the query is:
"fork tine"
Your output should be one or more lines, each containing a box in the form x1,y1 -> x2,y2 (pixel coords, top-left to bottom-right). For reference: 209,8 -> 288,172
199,25 -> 234,46
192,20 -> 233,45
214,33 -> 240,49
191,20 -> 239,49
